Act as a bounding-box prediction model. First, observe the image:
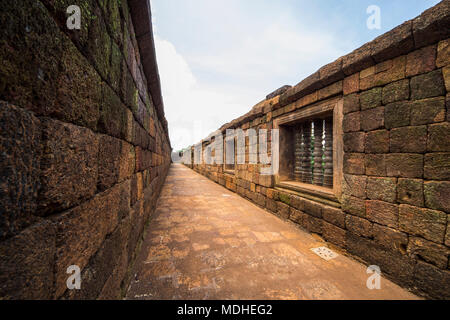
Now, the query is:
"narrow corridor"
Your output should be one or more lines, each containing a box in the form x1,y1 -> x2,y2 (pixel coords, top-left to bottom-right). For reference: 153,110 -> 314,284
126,164 -> 418,300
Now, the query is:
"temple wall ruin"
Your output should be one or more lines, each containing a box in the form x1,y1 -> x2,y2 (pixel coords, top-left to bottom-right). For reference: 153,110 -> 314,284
184,1 -> 450,299
0,0 -> 171,299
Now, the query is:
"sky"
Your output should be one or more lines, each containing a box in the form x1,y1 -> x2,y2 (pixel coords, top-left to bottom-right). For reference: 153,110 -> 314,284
150,0 -> 441,151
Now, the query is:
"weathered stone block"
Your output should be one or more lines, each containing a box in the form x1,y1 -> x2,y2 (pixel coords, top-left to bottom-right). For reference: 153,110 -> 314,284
410,70 -> 445,100
366,200 -> 398,228
0,221 -> 55,299
122,63 -> 139,116
109,39 -> 123,94
276,202 -> 290,219
322,206 -> 346,229
124,108 -> 134,143
342,42 -> 374,76
443,65 -> 450,94
413,261 -> 450,300
399,204 -> 446,243
98,84 -> 129,140
0,103 -> 41,239
410,97 -> 445,126
0,0 -> 101,131
128,201 -> 143,263
412,0 -> 450,49
446,217 -> 450,247
371,21 -> 414,63
279,72 -> 321,105
135,146 -> 143,172
366,178 -> 397,203
344,132 -> 365,153
343,112 -> 361,133
98,135 -> 121,191
360,66 -> 375,80
346,232 -> 416,287
64,216 -> 131,300
303,199 -> 322,218
407,237 -> 449,269
278,192 -> 290,206
98,243 -> 129,299
319,58 -> 344,87
436,38 -> 450,68
136,172 -> 144,201
424,152 -> 450,180
372,224 -> 408,254
141,150 -> 152,171
343,93 -> 360,114
365,154 -> 386,176
360,56 -> 406,91
390,126 -> 427,153
266,198 -> 277,213
255,194 -> 267,208
386,154 -> 423,178
289,208 -> 307,226
341,195 -> 366,217
52,181 -> 129,298
38,118 -> 98,216
361,107 -> 384,132
345,215 -> 372,238
259,174 -> 274,188
428,122 -> 450,152
266,188 -> 279,200
305,215 -> 323,235
360,87 -> 382,110
382,79 -> 410,105
318,81 -> 342,100
397,178 -> 424,207
365,130 -> 389,153
343,74 -> 360,95
406,45 -> 437,77
344,153 -> 365,175
119,142 -> 135,182
424,181 -> 450,213
289,195 -> 304,211
342,174 -> 367,199
322,221 -> 346,248
385,101 -> 411,129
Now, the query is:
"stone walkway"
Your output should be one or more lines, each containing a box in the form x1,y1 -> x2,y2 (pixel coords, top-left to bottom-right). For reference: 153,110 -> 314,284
126,164 -> 418,300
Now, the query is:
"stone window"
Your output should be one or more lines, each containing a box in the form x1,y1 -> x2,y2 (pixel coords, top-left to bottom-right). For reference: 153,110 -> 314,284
274,97 -> 343,203
224,136 -> 236,174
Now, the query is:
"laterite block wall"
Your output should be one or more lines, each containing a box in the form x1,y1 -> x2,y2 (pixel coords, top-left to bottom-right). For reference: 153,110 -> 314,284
0,0 -> 171,299
186,1 -> 450,299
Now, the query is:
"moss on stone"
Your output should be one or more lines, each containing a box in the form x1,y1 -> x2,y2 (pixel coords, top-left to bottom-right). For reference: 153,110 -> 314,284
279,193 -> 291,206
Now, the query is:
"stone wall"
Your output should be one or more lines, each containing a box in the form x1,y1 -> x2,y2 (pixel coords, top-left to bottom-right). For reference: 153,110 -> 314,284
184,1 -> 450,299
0,0 -> 171,299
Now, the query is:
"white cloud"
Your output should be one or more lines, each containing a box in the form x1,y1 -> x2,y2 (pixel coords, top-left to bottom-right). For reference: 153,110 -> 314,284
190,23 -> 345,81
151,0 -> 356,151
155,36 -> 257,151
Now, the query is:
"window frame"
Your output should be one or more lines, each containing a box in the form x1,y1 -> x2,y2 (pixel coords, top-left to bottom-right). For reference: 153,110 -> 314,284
273,97 -> 343,203
223,135 -> 237,175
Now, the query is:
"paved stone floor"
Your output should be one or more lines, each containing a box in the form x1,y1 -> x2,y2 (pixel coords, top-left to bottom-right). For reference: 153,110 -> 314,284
126,164 -> 418,300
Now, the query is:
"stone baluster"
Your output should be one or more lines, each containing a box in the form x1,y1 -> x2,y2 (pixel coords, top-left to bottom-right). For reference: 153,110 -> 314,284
301,122 -> 312,183
323,117 -> 333,188
312,119 -> 324,186
294,127 -> 302,181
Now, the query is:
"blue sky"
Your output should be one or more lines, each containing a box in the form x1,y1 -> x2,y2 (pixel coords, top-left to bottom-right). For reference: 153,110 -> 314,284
150,0 -> 441,151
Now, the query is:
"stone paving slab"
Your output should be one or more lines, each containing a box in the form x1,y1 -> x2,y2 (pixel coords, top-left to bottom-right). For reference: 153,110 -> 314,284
126,164 -> 419,300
